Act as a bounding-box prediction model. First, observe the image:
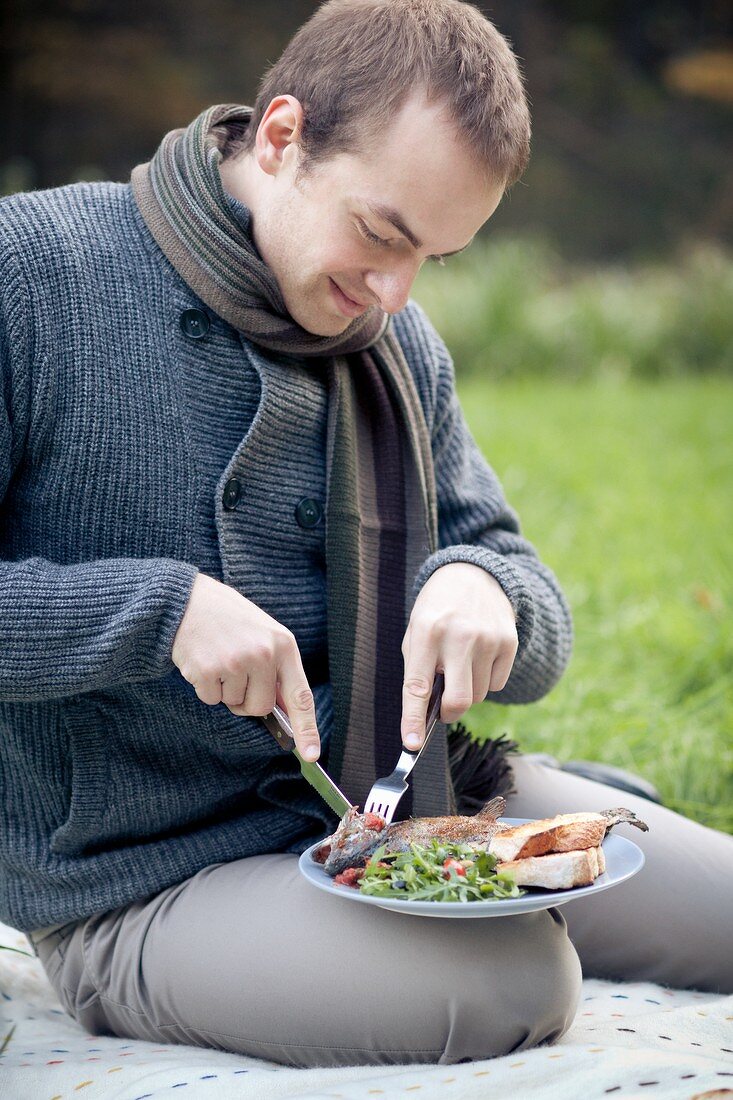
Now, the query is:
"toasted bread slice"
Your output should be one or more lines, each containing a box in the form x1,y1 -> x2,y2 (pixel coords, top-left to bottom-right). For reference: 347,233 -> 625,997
489,807 -> 647,862
499,845 -> 606,890
490,813 -> 607,861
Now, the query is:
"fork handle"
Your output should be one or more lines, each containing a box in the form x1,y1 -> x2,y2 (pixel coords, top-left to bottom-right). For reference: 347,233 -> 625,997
398,672 -> 444,776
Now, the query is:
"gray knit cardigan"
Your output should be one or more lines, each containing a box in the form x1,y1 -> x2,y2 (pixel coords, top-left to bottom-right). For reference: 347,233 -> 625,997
0,182 -> 572,931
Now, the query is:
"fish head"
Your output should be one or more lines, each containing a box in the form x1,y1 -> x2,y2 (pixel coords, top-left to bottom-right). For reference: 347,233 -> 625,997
314,808 -> 388,876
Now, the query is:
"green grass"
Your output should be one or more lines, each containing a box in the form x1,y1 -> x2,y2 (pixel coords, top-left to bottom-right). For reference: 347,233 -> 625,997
454,375 -> 733,833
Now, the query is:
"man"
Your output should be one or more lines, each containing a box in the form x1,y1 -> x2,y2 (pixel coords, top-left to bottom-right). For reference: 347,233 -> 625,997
0,0 -> 730,1072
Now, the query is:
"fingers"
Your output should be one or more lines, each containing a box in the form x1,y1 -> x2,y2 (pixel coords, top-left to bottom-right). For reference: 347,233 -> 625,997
221,674 -> 247,708
402,616 -> 483,748
437,634 -> 518,723
401,571 -> 520,749
487,642 -> 517,693
401,628 -> 436,750
171,573 -> 321,757
401,647 -> 499,753
192,674 -> 224,707
439,646 -> 509,724
241,668 -> 280,716
277,655 -> 320,762
219,640 -> 279,716
401,673 -> 434,750
440,647 -> 475,725
222,636 -> 320,761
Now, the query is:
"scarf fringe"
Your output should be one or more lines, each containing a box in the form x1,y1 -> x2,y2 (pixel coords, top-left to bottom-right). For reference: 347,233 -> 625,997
447,724 -> 519,816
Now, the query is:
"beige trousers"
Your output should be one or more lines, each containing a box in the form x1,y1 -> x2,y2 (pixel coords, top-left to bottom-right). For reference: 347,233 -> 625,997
505,756 -> 733,994
32,758 -> 732,1068
33,852 -> 580,1069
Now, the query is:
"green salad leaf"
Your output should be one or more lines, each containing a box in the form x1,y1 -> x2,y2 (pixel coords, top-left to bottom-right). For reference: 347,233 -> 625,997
358,839 -> 525,902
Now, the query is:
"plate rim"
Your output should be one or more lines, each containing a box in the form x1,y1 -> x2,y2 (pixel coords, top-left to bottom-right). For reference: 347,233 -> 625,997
298,816 -> 645,918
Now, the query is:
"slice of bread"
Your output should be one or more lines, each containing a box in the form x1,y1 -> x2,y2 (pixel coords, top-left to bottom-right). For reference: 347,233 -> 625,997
490,812 -> 610,862
499,845 -> 606,890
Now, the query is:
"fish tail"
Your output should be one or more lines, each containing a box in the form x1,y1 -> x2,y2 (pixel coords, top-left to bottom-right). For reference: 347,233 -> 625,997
601,807 -> 650,832
476,795 -> 506,819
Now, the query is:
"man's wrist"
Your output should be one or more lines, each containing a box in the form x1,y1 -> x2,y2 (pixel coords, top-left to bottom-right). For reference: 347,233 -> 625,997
412,544 -> 534,649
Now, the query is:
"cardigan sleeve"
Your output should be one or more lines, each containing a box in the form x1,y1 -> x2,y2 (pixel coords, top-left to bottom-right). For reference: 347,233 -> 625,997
395,301 -> 573,705
0,232 -> 199,703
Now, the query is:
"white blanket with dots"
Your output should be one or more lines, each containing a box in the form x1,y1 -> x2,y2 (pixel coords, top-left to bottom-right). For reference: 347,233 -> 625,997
1,921 -> 730,1100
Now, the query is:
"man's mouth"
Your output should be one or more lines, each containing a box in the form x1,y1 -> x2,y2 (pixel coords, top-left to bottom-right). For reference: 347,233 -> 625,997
329,278 -> 370,318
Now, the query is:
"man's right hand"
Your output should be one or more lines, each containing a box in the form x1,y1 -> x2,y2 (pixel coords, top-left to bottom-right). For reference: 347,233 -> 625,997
171,573 -> 321,761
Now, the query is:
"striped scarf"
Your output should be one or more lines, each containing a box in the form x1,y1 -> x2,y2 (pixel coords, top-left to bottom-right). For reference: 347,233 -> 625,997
131,103 -> 456,819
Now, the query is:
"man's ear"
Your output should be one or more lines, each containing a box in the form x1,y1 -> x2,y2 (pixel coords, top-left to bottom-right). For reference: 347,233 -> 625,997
254,95 -> 305,176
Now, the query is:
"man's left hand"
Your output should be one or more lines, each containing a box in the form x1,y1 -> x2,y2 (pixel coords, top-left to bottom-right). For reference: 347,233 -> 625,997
401,562 -> 518,750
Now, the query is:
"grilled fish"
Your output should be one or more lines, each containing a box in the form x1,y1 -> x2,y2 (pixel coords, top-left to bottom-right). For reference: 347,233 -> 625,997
313,796 -> 506,877
313,799 -> 649,880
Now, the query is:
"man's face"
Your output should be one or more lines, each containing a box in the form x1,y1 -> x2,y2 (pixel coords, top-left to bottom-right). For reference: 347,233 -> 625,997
232,96 -> 505,336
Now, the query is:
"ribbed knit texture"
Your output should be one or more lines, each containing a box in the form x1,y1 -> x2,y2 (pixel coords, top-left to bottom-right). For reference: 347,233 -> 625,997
131,105 -> 451,818
0,182 -> 572,931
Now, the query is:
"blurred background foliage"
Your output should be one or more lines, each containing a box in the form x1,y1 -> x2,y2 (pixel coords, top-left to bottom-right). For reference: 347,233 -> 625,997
1,1 -> 731,826
414,238 -> 733,379
2,0 -> 733,263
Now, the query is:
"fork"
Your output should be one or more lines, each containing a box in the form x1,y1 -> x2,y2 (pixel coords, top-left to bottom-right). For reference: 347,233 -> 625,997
363,672 -> 445,824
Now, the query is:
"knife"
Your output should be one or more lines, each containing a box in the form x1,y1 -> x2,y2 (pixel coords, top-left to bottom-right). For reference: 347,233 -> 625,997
261,704 -> 354,818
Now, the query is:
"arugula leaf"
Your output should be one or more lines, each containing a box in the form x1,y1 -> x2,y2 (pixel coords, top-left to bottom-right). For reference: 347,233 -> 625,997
359,839 -> 524,902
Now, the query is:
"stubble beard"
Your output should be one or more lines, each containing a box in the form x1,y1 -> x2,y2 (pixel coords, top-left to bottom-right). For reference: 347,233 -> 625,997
283,273 -> 352,338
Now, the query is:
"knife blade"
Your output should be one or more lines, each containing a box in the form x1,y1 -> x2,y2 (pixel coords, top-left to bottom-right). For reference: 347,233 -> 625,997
261,704 -> 354,818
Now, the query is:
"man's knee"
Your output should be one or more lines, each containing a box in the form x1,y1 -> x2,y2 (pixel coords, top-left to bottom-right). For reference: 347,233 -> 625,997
513,907 -> 583,1049
272,912 -> 581,1069
428,907 -> 582,1064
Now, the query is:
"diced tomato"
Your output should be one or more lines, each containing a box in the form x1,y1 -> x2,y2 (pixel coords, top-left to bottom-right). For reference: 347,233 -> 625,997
363,812 -> 386,831
442,858 -> 466,879
333,866 -> 365,888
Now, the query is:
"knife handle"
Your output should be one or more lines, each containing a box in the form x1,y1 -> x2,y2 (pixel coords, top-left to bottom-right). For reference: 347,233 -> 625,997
261,708 -> 296,752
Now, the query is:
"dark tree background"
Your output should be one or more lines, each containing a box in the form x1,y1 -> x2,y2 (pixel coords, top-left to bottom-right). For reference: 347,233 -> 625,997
2,0 -> 732,260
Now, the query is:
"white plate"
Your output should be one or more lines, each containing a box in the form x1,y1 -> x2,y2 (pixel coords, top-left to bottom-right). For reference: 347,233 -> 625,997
298,817 -> 645,918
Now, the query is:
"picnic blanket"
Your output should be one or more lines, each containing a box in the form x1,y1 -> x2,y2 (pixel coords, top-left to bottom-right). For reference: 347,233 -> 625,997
1,920 -> 731,1100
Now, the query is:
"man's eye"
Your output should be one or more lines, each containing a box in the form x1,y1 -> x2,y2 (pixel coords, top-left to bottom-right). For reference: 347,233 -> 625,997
356,219 -> 447,265
357,220 -> 388,246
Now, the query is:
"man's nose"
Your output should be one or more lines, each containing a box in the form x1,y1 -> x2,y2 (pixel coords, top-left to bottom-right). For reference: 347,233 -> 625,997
363,263 -> 419,314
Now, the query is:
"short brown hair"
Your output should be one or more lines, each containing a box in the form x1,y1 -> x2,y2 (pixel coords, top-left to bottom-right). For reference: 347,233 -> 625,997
228,0 -> 531,189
